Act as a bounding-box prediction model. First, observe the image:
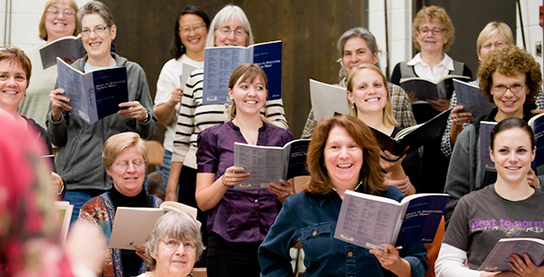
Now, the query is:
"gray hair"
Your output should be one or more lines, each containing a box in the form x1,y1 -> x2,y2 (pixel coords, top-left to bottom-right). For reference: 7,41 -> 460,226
205,4 -> 254,47
337,27 -> 381,82
78,1 -> 115,28
145,211 -> 204,270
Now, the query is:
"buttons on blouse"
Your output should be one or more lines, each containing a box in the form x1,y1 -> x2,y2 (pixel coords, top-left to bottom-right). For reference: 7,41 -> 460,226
312,231 -> 317,236
347,252 -> 353,257
254,199 -> 258,203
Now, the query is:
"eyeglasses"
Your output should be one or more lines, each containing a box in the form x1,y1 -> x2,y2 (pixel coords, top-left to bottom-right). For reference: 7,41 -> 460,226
113,159 -> 145,170
161,239 -> 196,252
492,84 -> 526,93
218,27 -> 246,37
482,41 -> 506,50
418,27 -> 445,35
81,26 -> 108,37
47,7 -> 76,16
180,25 -> 206,35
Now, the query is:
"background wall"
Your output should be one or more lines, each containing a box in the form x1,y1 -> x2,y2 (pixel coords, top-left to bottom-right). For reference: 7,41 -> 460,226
1,0 -> 542,140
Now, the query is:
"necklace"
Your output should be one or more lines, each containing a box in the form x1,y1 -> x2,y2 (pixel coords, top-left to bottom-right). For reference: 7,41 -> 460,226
232,119 -> 259,145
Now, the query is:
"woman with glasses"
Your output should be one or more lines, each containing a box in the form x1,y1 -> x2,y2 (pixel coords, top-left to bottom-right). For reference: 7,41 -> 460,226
139,211 -> 204,277
18,0 -> 79,129
47,1 -> 157,223
166,4 -> 288,202
444,46 -> 543,223
154,6 -> 210,187
165,5 -> 288,263
79,132 -> 162,277
390,5 -> 472,115
441,22 -> 517,160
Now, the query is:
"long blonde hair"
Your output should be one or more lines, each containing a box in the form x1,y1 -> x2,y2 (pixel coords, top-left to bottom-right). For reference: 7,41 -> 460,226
346,64 -> 396,128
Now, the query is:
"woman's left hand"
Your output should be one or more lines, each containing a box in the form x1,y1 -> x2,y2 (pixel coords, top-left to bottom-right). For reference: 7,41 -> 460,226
370,244 -> 412,277
527,169 -> 539,188
380,149 -> 407,179
268,179 -> 293,203
118,101 -> 149,122
428,98 -> 450,112
508,253 -> 544,276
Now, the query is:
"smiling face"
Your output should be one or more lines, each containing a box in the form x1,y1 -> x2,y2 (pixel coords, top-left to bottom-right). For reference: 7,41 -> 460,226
44,0 -> 76,42
347,68 -> 388,116
214,18 -> 247,47
151,237 -> 197,277
490,128 -> 535,185
228,74 -> 267,118
106,146 -> 145,197
81,13 -> 116,64
343,37 -> 378,75
415,19 -> 448,54
478,33 -> 509,61
0,60 -> 27,113
491,71 -> 527,120
324,126 -> 363,192
179,13 -> 207,56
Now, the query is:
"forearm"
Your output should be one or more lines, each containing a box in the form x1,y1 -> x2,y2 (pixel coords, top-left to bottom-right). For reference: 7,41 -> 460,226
435,243 -> 482,277
154,102 -> 177,125
390,258 -> 414,277
195,173 -> 228,211
165,161 -> 183,201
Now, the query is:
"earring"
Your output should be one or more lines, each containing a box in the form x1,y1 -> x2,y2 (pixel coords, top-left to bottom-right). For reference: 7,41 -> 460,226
180,44 -> 185,52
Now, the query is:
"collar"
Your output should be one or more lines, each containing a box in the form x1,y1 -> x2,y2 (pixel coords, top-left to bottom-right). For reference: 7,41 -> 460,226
317,181 -> 365,207
407,53 -> 455,71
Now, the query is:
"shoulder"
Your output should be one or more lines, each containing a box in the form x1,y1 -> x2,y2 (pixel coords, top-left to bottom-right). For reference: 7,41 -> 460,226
264,123 -> 294,138
199,122 -> 229,139
81,194 -> 107,211
160,58 -> 181,72
459,185 -> 492,204
380,186 -> 405,202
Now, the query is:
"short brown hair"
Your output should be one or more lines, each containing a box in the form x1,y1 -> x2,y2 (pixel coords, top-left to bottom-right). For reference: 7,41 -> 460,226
228,63 -> 268,120
78,1 -> 115,29
412,5 -> 454,52
346,64 -> 397,128
0,46 -> 32,88
478,46 -> 542,105
102,132 -> 147,169
39,0 -> 80,41
304,115 -> 385,195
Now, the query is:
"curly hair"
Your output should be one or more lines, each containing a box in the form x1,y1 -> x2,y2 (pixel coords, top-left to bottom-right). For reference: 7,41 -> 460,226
304,115 -> 385,196
346,64 -> 397,128
412,5 -> 455,52
478,46 -> 542,105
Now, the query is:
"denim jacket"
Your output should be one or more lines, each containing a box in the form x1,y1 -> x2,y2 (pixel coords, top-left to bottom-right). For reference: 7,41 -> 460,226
258,185 -> 428,277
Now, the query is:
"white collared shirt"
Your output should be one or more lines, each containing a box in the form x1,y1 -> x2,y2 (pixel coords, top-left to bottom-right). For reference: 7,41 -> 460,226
407,53 -> 455,82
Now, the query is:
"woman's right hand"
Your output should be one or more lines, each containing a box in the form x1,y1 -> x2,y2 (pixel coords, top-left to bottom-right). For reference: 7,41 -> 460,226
449,105 -> 473,147
221,166 -> 251,187
169,87 -> 183,106
49,88 -> 72,122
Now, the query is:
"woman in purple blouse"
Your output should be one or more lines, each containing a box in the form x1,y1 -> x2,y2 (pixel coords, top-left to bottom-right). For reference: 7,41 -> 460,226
195,63 -> 295,277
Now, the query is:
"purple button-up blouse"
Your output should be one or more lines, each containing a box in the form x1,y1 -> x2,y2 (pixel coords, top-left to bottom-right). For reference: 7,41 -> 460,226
196,121 -> 295,243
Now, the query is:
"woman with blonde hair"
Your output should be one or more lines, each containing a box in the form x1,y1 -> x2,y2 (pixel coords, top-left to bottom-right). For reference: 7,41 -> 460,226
79,132 -> 162,277
18,0 -> 79,129
346,64 -> 421,195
